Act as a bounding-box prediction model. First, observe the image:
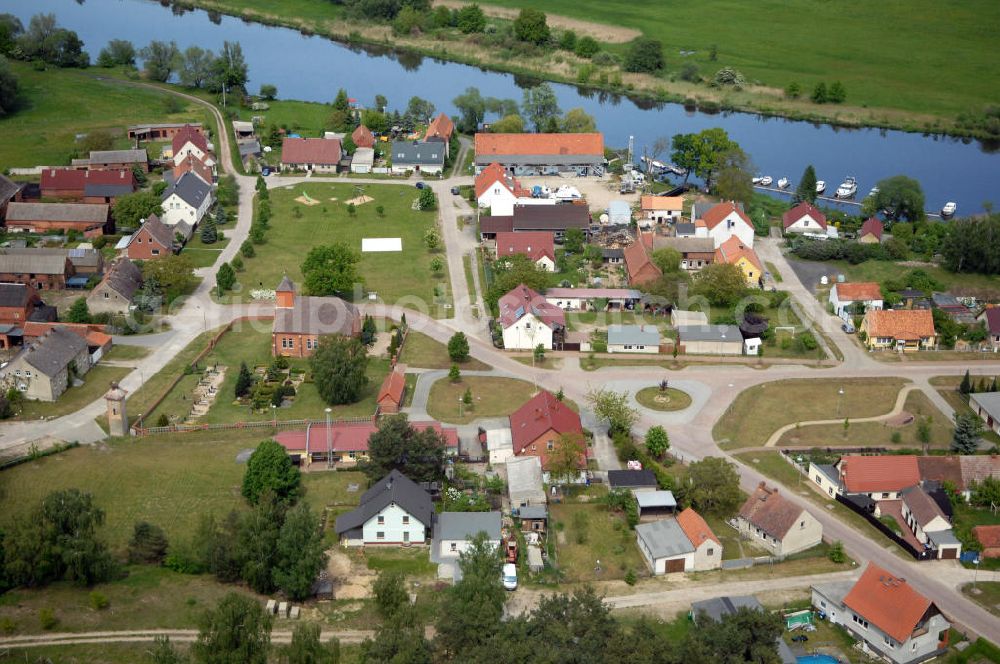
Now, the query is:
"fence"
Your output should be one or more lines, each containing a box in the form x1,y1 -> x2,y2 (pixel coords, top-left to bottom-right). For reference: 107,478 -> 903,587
834,493 -> 931,560
134,415 -> 375,437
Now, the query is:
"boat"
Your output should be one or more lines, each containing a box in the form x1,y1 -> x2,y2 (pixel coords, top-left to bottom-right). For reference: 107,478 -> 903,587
777,177 -> 789,189
752,176 -> 764,185
941,201 -> 957,218
815,181 -> 826,194
641,156 -> 687,177
867,186 -> 880,198
835,176 -> 858,199
760,176 -> 773,187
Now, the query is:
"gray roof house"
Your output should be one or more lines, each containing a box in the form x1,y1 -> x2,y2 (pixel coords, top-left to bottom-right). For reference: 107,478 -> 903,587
161,172 -> 214,233
635,518 -> 695,574
970,391 -> 1000,435
89,148 -> 148,166
87,259 -> 143,314
436,511 -> 502,556
390,141 -> 445,174
607,324 -> 660,353
608,469 -> 657,491
677,324 -> 745,356
691,595 -> 797,664
1,327 -> 91,402
335,470 -> 434,546
162,171 -> 212,209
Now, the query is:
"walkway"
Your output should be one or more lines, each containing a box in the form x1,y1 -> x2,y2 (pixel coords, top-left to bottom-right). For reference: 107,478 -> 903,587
0,628 -> 374,649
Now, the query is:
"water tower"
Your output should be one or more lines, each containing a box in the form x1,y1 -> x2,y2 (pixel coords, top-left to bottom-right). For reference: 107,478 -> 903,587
104,381 -> 129,437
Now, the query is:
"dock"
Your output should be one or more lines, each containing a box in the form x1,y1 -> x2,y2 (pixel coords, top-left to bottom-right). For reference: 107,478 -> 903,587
752,184 -> 943,220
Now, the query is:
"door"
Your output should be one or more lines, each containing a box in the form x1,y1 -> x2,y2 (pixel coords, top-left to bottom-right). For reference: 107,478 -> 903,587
665,558 -> 686,573
940,547 -> 957,560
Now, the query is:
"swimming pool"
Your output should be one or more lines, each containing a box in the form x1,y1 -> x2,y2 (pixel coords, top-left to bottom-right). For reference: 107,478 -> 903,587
797,656 -> 840,664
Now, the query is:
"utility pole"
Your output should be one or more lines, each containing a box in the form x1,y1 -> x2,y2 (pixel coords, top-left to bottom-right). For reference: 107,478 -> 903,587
325,407 -> 333,470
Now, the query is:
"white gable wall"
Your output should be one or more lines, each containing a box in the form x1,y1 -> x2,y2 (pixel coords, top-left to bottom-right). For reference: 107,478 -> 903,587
502,313 -> 555,350
361,503 -> 427,545
708,212 -> 754,248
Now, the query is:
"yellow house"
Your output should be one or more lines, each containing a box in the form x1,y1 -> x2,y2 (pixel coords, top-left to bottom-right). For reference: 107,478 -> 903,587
714,236 -> 763,287
860,309 -> 937,352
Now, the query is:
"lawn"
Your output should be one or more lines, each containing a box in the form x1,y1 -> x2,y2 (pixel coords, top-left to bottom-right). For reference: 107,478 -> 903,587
701,512 -> 767,561
512,355 -> 563,371
145,324 -> 390,425
470,0 -> 1000,122
635,386 -> 692,412
714,377 -> 909,448
398,330 -> 489,370
962,582 -> 1000,618
180,234 -> 231,270
0,62 -> 209,167
824,260 -> 1000,298
15,365 -> 131,421
549,502 -> 647,582
127,329 -> 219,427
426,376 -> 536,424
237,183 -> 451,316
765,262 -> 783,283
930,376 -> 1000,445
776,390 -> 954,450
102,345 -> 152,362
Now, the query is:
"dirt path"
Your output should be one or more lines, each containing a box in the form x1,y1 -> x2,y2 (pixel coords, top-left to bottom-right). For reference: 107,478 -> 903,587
0,628 -> 374,649
432,0 -> 641,43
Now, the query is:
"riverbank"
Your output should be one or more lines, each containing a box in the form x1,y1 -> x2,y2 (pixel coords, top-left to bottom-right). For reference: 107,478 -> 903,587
170,0 -> 996,140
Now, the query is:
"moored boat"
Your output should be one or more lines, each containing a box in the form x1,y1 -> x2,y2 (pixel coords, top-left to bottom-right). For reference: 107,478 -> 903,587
760,176 -> 773,187
815,181 -> 826,194
835,176 -> 857,199
777,177 -> 789,189
941,201 -> 957,218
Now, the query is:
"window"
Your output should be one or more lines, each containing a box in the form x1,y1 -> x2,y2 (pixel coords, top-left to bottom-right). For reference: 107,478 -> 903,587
820,600 -> 826,608
852,614 -> 869,630
377,515 -> 384,525
884,637 -> 893,648
800,521 -> 805,529
376,531 -> 385,540
707,548 -> 714,556
348,451 -> 356,459
546,441 -> 554,451
402,516 -> 409,524
403,532 -> 410,543
152,249 -> 159,255
450,542 -> 457,552
882,492 -> 890,498
103,292 -> 109,299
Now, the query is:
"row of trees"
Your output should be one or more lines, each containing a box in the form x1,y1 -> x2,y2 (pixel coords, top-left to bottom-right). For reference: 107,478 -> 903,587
137,39 -> 249,94
0,13 -> 88,68
452,83 -> 596,134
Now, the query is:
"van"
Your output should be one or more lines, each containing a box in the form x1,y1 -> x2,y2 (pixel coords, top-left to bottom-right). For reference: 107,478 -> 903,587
502,563 -> 517,590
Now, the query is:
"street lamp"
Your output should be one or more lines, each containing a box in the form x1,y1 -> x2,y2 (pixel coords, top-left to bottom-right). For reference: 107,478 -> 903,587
270,403 -> 276,426
325,407 -> 333,470
973,556 -> 981,591
837,387 -> 845,416
458,397 -> 464,419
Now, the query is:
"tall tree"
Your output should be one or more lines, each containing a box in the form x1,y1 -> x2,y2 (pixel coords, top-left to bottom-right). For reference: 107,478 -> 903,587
209,41 -> 249,94
238,494 -> 284,594
548,432 -> 587,484
448,332 -> 470,362
670,128 -> 738,190
405,96 -> 435,123
435,533 -> 505,658
863,175 -> 925,222
513,8 -> 550,44
140,40 -> 180,82
192,593 -> 272,664
241,439 -> 301,505
373,571 -> 409,620
0,55 -> 18,117
644,426 -> 670,459
560,107 -> 597,133
310,335 -> 370,405
522,83 -> 561,132
300,242 -> 362,296
795,164 -> 818,204
66,297 -> 91,324
178,45 -> 216,88
364,414 -> 447,482
952,413 -> 982,455
97,39 -> 136,67
286,622 -> 340,664
274,502 -> 328,601
686,457 -> 743,515
712,147 -> 754,204
941,214 -> 1000,275
128,521 -> 169,565
452,86 -> 487,133
586,388 -> 639,435
624,38 -> 665,73
692,262 -> 749,306
112,191 -> 163,229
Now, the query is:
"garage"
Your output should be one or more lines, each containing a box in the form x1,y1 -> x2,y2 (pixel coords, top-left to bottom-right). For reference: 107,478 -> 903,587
939,546 -> 958,560
665,558 -> 687,573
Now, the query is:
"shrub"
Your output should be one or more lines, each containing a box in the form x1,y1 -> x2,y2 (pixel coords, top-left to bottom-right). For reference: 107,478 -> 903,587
240,240 -> 255,258
624,569 -> 637,585
39,609 -> 58,631
89,591 -> 110,610
575,36 -> 599,58
624,38 -> 664,73
828,540 -> 847,563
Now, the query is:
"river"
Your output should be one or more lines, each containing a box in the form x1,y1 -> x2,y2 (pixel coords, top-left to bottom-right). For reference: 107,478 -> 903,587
4,0 -> 999,214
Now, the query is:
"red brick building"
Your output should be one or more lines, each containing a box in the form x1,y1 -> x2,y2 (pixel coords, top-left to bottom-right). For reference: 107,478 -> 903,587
271,276 -> 361,357
124,214 -> 174,260
623,235 -> 662,286
376,366 -> 407,414
351,124 -> 375,149
4,202 -> 111,235
128,122 -> 204,142
0,283 -> 42,327
509,390 -> 585,479
0,251 -> 73,290
40,168 -> 136,202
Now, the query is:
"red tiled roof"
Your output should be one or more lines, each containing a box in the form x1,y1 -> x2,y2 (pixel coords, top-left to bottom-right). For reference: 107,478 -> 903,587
41,168 -> 135,192
475,162 -> 529,199
859,217 -> 884,240
281,137 -> 342,165
496,231 -> 554,263
352,125 -> 375,149
274,420 -> 458,454
842,563 -> 935,643
782,201 -> 827,230
424,113 -> 454,142
974,525 -> 1000,549
475,133 -> 603,157
171,124 -> 208,155
863,309 -> 936,341
835,282 -> 882,302
22,321 -> 109,344
641,195 -> 683,211
981,308 -> 1000,335
839,455 -> 920,494
509,390 -> 582,454
701,201 -> 753,231
623,241 -> 661,285
479,215 -> 514,235
173,154 -> 213,185
737,482 -> 803,540
714,236 -> 762,272
377,367 -> 406,406
676,507 -> 720,547
497,283 -> 565,330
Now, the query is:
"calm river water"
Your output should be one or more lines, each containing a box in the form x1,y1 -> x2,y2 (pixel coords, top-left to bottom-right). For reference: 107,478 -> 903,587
4,0 -> 998,214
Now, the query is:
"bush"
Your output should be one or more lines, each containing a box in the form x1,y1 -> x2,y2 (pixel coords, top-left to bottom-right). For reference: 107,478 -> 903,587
240,240 -> 255,258
39,609 -> 58,631
575,36 -> 599,58
624,569 -> 637,586
828,540 -> 847,563
89,591 -> 110,610
591,51 -> 618,67
624,38 -> 664,73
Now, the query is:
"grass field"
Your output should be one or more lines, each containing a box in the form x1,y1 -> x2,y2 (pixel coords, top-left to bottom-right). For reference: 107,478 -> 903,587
144,324 -> 389,426
102,345 -> 152,362
824,260 -> 1000,298
549,502 -> 647,582
181,234 -> 231,269
776,390 -> 954,450
471,0 -> 999,121
930,376 -> 1000,445
0,62 -> 209,167
15,365 -> 131,421
426,376 -> 536,424
635,387 -> 692,412
714,377 -> 909,448
398,330 -> 489,370
238,183 -> 452,315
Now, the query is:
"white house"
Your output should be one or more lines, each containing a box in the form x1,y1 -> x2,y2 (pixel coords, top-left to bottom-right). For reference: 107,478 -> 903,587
335,470 -> 433,546
736,482 -> 823,556
607,324 -> 660,353
694,201 -> 755,249
829,282 -> 884,320
640,195 -> 683,226
350,147 -> 375,174
900,485 -> 953,548
498,283 -> 565,350
782,202 -> 828,235
171,126 -> 214,167
436,511 -> 501,558
475,162 -> 525,216
160,172 -> 213,232
811,563 -> 950,664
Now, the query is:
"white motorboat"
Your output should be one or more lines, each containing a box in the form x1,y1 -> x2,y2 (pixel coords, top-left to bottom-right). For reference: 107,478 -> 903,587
815,181 -> 826,194
760,176 -> 773,187
867,186 -> 880,198
835,176 -> 858,199
752,176 -> 764,185
941,201 -> 957,218
777,177 -> 789,189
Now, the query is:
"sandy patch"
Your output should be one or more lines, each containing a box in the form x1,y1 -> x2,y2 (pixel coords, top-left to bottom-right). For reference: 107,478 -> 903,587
295,192 -> 320,206
327,549 -> 375,600
433,0 -> 641,43
329,197 -> 339,202
346,195 -> 374,206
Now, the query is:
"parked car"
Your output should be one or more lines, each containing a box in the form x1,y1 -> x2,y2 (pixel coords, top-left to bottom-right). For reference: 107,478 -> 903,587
842,322 -> 856,334
451,186 -> 460,195
415,182 -> 426,189
502,563 -> 518,590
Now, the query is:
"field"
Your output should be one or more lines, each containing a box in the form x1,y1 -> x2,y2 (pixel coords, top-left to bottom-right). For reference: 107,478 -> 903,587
425,375 -> 536,424
180,233 -> 232,269
0,62 -> 209,167
549,502 -> 647,582
929,376 -> 1000,445
398,330 -> 490,370
775,390 -> 954,450
144,324 -> 390,426
714,377 -> 909,448
238,183 -> 452,315
15,365 -> 131,421
472,0 -> 999,121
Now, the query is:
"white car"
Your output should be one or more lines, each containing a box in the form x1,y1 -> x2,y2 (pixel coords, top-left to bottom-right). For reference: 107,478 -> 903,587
502,563 -> 518,590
